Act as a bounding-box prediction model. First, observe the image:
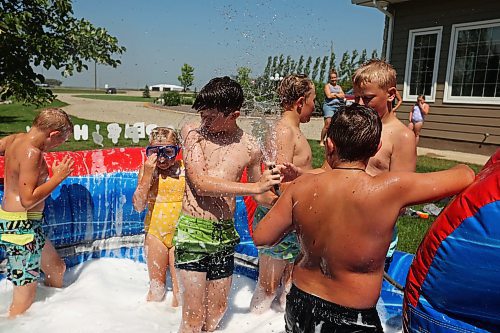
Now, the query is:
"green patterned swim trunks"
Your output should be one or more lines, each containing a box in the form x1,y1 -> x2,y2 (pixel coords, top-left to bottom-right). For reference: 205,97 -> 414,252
0,209 -> 46,286
174,214 -> 240,264
253,205 -> 300,262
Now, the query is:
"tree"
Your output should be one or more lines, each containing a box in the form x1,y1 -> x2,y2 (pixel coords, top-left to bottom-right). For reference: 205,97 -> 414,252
0,0 -> 125,104
311,57 -> 321,81
329,49 -> 336,73
143,85 -> 151,98
178,63 -> 194,92
359,49 -> 368,67
371,49 -> 379,59
282,55 -> 291,76
296,55 -> 305,74
236,67 -> 252,89
304,56 -> 312,77
319,56 -> 329,83
45,78 -> 63,87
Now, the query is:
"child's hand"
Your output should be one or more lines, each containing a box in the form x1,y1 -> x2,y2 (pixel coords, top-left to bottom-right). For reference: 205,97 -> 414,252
144,153 -> 157,173
51,156 -> 74,181
257,163 -> 281,193
278,162 -> 303,182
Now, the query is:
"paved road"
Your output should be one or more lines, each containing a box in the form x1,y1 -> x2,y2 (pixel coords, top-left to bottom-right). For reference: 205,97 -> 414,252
58,94 -> 490,165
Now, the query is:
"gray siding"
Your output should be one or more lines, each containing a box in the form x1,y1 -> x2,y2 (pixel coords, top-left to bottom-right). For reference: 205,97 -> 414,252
389,0 -> 500,152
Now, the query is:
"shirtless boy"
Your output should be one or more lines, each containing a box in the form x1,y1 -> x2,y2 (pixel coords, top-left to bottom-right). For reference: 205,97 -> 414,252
0,108 -> 74,317
253,104 -> 475,332
353,59 -> 417,270
250,74 -> 315,313
174,76 -> 281,333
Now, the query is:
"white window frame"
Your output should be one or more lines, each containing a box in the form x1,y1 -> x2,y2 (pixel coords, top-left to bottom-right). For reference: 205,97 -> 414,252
444,19 -> 500,105
403,26 -> 443,103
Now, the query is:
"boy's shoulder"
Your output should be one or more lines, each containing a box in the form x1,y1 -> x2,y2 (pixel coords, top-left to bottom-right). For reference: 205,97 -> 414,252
384,115 -> 413,137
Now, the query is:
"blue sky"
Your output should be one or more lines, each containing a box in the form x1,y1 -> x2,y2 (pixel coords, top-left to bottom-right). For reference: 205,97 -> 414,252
44,0 -> 385,90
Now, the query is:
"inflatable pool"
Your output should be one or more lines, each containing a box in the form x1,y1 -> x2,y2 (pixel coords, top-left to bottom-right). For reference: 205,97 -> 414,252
404,149 -> 500,333
0,147 -> 411,330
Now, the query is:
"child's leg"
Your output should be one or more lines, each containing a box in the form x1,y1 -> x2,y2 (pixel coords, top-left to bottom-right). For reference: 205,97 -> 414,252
320,117 -> 332,146
145,233 -> 168,301
250,254 -> 287,313
177,269 -> 208,333
414,122 -> 423,145
275,261 -> 294,311
203,276 -> 232,332
168,246 -> 180,307
9,282 -> 37,318
41,239 -> 66,288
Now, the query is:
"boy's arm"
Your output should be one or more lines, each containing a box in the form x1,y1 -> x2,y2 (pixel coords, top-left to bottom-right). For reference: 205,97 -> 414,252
18,151 -> 73,209
247,151 -> 279,207
132,155 -> 156,212
388,164 -> 475,207
0,134 -> 16,155
253,184 -> 295,247
182,126 -> 280,197
390,128 -> 416,172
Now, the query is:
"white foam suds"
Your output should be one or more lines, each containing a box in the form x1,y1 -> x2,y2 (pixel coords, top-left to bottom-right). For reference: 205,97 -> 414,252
0,258 -> 401,332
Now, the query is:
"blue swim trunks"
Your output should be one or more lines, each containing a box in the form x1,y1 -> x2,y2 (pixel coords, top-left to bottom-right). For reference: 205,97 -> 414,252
253,206 -> 300,262
0,209 -> 45,286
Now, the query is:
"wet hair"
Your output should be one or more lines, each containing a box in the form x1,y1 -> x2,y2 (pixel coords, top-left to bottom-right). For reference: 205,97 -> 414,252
352,59 -> 396,91
149,126 -> 179,144
329,69 -> 338,77
327,103 -> 382,162
32,108 -> 73,135
277,74 -> 314,108
192,76 -> 244,116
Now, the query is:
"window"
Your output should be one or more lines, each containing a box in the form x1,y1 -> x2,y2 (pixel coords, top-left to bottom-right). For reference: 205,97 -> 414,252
404,27 -> 442,102
444,19 -> 500,104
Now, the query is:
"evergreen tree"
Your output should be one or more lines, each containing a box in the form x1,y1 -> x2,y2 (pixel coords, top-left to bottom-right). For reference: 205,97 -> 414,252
311,57 -> 321,81
371,49 -> 379,59
304,56 -> 313,77
319,56 -> 329,83
271,56 -> 278,76
283,55 -> 291,76
143,85 -> 150,98
289,59 -> 296,74
276,54 -> 285,75
296,55 -> 305,74
329,48 -> 336,73
359,49 -> 368,67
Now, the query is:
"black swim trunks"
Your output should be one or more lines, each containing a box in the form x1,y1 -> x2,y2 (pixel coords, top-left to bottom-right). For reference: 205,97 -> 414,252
285,284 -> 383,333
175,248 -> 234,280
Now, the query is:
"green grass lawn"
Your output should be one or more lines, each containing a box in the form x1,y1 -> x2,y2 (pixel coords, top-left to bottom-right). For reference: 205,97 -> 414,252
0,101 -> 149,151
0,101 -> 483,255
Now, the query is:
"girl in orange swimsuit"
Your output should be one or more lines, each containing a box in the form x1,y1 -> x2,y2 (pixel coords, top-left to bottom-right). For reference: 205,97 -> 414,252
132,127 -> 185,306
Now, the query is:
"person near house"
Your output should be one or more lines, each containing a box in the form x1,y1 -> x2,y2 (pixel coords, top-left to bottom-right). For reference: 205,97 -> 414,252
250,74 -> 316,314
408,94 -> 430,145
132,127 -> 184,307
173,76 -> 282,333
0,108 -> 73,317
392,89 -> 403,116
353,59 -> 417,272
253,104 -> 475,332
320,70 -> 345,146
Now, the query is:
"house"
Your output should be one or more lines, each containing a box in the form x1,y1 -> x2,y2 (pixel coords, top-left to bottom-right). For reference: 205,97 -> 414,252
352,0 -> 500,155
149,84 -> 183,92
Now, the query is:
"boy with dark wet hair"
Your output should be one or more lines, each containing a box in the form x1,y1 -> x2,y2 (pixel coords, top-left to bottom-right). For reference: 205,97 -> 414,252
0,108 -> 74,317
175,76 -> 281,333
253,104 -> 474,332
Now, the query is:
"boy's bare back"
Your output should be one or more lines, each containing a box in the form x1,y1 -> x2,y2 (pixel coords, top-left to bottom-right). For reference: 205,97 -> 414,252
181,123 -> 262,221
2,133 -> 49,212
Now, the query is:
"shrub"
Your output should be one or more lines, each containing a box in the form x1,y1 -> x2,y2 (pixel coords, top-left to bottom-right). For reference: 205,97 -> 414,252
181,96 -> 194,105
161,91 -> 181,106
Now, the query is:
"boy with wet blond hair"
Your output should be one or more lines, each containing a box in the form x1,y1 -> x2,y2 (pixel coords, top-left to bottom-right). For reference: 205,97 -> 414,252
251,74 -> 316,314
353,59 -> 417,271
0,108 -> 74,317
